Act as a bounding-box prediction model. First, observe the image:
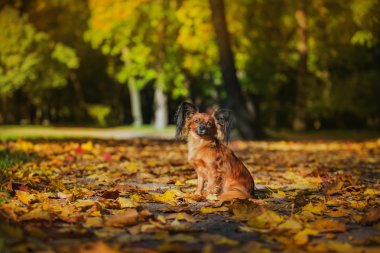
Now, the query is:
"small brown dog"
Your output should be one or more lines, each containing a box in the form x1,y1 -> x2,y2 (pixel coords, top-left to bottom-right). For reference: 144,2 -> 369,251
175,102 -> 255,200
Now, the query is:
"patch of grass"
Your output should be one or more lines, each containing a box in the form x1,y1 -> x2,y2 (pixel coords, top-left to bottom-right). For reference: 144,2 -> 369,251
113,124 -> 175,131
0,151 -> 33,170
0,124 -> 175,140
0,151 -> 34,192
267,129 -> 380,140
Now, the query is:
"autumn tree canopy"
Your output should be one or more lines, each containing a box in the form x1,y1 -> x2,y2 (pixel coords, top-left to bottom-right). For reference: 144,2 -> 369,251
0,0 -> 379,137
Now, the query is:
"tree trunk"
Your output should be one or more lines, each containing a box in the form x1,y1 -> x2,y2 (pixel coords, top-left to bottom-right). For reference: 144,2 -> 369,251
70,71 -> 86,109
154,74 -> 168,130
209,0 -> 262,139
292,0 -> 308,131
153,0 -> 168,130
128,80 -> 143,127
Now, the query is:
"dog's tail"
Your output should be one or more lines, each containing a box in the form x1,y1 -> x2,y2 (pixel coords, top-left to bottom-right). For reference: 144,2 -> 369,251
218,187 -> 252,201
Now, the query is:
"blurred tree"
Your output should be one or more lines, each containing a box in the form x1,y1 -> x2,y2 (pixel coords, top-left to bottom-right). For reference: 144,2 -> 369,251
292,0 -> 308,131
25,0 -> 123,125
86,0 -> 187,129
176,0 -> 221,107
209,0 -> 262,139
1,0 -> 379,131
0,5 -> 78,122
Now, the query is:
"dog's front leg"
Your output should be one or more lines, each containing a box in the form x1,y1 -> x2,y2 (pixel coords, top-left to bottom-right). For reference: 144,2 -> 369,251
204,174 -> 221,196
195,173 -> 205,195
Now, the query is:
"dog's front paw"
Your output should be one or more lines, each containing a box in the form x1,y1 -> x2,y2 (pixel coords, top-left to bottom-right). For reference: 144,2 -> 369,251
192,192 -> 204,201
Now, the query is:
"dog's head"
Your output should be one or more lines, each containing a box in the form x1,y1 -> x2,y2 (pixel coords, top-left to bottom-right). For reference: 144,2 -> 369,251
174,102 -> 234,143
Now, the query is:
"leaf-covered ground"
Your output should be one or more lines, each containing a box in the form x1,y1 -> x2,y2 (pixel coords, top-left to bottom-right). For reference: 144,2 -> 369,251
0,139 -> 380,253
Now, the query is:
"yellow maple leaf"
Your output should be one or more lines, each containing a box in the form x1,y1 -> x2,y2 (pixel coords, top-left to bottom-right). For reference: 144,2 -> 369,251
15,190 -> 36,205
247,209 -> 284,229
199,234 -> 239,246
325,209 -> 350,218
293,228 -> 319,246
312,219 -> 346,232
364,188 -> 380,195
272,190 -> 286,198
200,206 -> 229,214
19,208 -> 52,221
78,241 -> 120,253
85,217 -> 103,228
350,200 -> 367,209
157,214 -> 166,224
277,217 -> 303,233
73,199 -> 96,210
117,197 -> 138,208
81,141 -> 93,151
152,189 -> 182,204
105,208 -> 140,227
302,202 -> 326,215
166,212 -> 197,223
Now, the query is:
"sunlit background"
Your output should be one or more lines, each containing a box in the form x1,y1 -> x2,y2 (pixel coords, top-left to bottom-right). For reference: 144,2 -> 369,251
0,0 -> 379,139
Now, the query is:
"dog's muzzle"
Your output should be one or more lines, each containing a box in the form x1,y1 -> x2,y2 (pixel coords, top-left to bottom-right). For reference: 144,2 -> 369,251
197,126 -> 206,135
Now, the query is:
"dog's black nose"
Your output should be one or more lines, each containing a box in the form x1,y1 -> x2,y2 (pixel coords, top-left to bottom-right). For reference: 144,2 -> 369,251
197,125 -> 206,135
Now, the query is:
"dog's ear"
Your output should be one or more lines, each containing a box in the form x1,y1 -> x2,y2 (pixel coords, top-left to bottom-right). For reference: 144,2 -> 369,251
174,102 -> 198,140
214,109 -> 235,143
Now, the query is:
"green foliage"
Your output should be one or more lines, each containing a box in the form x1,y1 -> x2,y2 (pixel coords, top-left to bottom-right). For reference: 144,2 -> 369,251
52,43 -> 79,69
0,5 -> 79,98
87,104 -> 111,126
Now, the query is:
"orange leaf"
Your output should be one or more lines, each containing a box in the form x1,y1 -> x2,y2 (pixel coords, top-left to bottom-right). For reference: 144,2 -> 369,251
311,219 -> 346,232
105,208 -> 140,227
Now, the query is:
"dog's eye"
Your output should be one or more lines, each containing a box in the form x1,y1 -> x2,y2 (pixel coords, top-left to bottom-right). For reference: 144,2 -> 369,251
207,121 -> 212,127
194,119 -> 199,123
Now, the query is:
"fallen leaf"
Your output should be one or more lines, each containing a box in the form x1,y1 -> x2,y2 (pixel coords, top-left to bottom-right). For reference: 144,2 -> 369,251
247,209 -> 284,230
117,197 -> 139,208
101,190 -> 120,199
293,228 -> 319,246
302,202 -> 326,215
105,208 -> 140,227
350,200 -> 367,209
206,194 -> 218,201
79,241 -> 120,253
312,219 -> 346,232
326,241 -> 353,252
272,190 -> 286,198
85,217 -> 103,228
361,207 -> 380,225
15,190 -> 36,205
167,234 -> 198,243
152,189 -> 182,203
157,214 -> 166,224
199,233 -> 239,246
200,206 -> 229,214
325,209 -> 350,218
364,188 -> 380,195
19,208 -> 52,221
324,181 -> 344,195
73,199 -> 96,211
166,212 -> 196,223
277,217 -> 303,233
325,233 -> 336,239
